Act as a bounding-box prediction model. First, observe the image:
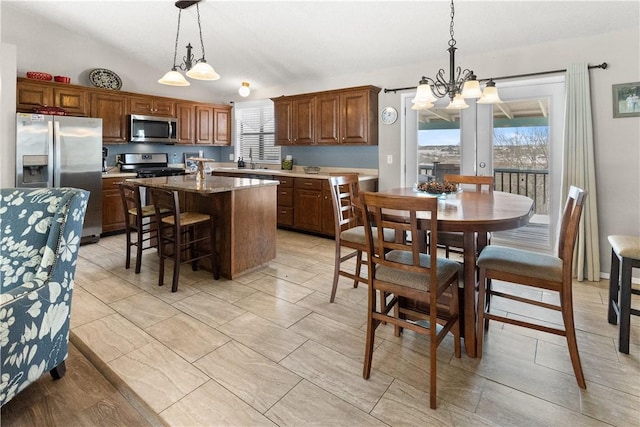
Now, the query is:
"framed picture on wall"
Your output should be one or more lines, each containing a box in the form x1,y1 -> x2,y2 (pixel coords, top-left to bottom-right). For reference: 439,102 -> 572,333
184,152 -> 199,173
612,82 -> 640,118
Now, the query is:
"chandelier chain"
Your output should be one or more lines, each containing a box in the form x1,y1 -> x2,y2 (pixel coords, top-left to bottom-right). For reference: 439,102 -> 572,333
172,10 -> 182,69
448,0 -> 456,48
196,3 -> 206,61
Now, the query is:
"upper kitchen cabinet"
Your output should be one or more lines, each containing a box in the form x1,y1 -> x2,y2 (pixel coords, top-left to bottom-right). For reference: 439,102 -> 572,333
273,85 -> 380,146
90,92 -> 128,143
176,103 -> 232,146
129,95 -> 175,116
213,106 -> 232,145
16,78 -> 89,116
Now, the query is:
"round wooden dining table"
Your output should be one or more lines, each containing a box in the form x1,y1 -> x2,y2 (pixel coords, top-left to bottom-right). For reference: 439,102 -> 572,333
376,188 -> 534,357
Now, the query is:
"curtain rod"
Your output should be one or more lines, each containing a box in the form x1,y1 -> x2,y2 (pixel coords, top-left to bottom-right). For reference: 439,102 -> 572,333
382,62 -> 608,94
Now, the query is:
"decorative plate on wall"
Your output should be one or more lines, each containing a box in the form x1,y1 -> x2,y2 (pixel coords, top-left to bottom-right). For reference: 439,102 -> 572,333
88,68 -> 122,90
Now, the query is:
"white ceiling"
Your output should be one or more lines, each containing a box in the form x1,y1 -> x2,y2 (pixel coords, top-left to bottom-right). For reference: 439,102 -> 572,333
5,0 -> 639,96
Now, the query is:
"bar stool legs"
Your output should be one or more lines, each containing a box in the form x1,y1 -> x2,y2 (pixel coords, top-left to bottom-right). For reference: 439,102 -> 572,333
607,235 -> 640,354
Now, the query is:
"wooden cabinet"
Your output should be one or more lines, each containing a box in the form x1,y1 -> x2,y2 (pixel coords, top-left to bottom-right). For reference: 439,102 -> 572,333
213,106 -> 232,145
102,177 -> 126,233
273,85 -> 379,146
195,105 -> 214,145
293,178 -> 324,232
129,95 -> 175,116
176,103 -> 231,146
16,78 -> 233,146
17,79 -> 89,116
276,176 -> 294,226
176,103 -> 196,144
90,92 -> 129,143
321,180 -> 336,235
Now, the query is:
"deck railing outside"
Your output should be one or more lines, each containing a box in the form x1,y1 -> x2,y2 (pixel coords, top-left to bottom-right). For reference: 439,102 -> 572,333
419,164 -> 549,214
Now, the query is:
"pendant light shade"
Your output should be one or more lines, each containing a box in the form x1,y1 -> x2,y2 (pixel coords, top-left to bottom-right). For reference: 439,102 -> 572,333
461,76 -> 483,98
446,94 -> 470,110
477,80 -> 502,104
158,69 -> 190,86
411,101 -> 434,111
412,80 -> 438,104
185,61 -> 220,80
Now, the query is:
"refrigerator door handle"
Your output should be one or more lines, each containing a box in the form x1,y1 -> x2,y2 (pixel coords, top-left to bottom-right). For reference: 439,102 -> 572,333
53,120 -> 61,187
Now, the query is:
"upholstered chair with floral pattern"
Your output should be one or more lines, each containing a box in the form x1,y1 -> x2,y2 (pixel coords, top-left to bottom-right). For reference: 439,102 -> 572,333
0,187 -> 89,407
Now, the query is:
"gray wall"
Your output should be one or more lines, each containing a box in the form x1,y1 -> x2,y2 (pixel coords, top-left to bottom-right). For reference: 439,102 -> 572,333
1,3 -> 638,278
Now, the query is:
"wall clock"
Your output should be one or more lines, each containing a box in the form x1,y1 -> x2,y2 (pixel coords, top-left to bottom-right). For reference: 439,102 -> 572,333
381,106 -> 398,125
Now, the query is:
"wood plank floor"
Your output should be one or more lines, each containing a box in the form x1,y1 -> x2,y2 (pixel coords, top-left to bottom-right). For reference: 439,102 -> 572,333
0,340 -> 166,427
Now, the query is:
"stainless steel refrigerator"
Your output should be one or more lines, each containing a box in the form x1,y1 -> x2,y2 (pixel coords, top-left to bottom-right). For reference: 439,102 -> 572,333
16,113 -> 103,243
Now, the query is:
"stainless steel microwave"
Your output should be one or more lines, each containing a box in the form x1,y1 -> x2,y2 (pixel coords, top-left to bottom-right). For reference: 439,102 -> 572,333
129,114 -> 178,143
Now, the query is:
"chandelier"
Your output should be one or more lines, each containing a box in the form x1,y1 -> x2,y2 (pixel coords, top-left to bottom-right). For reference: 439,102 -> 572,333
411,0 -> 501,110
158,0 -> 220,86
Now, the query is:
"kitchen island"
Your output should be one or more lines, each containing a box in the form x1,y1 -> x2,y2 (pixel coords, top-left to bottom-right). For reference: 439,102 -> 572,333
127,174 -> 279,279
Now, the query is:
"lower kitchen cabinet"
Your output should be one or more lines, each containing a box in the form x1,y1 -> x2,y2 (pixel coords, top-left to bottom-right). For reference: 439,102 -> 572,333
102,177 -> 126,233
276,176 -> 294,226
293,178 -> 324,233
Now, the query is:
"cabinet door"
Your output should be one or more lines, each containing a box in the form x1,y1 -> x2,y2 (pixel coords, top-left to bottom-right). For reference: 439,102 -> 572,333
91,93 -> 128,143
195,105 -> 214,145
340,90 -> 369,144
176,103 -> 196,144
129,95 -> 154,115
153,99 -> 175,116
274,99 -> 293,145
213,107 -> 231,146
294,189 -> 323,232
321,180 -> 336,236
102,178 -> 126,233
16,82 -> 52,112
316,93 -> 340,144
53,86 -> 89,116
293,96 -> 315,144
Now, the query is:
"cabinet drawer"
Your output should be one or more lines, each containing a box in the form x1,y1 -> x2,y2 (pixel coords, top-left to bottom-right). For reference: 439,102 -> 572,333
277,176 -> 293,188
294,177 -> 323,191
277,188 -> 294,207
277,207 -> 294,226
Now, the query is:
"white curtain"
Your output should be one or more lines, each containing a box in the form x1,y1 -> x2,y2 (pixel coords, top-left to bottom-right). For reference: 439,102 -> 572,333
562,63 -> 600,281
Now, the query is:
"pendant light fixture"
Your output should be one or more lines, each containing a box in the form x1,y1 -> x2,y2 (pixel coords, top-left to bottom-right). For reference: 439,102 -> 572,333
411,0 -> 500,110
238,82 -> 251,97
158,0 -> 220,86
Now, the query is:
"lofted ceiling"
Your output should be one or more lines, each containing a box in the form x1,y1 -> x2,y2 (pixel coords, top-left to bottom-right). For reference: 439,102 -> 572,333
3,0 -> 638,98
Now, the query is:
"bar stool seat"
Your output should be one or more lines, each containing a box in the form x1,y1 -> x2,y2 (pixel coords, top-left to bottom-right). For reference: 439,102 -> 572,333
149,187 -> 219,292
607,235 -> 640,354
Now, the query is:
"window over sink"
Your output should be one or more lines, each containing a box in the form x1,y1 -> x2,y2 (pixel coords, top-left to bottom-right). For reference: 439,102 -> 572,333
235,100 -> 280,165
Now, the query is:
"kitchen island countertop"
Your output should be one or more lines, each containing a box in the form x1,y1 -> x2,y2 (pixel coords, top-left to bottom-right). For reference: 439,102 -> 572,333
126,174 -> 279,193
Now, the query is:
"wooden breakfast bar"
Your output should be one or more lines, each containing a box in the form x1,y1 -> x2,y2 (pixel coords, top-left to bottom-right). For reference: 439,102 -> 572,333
127,174 -> 279,279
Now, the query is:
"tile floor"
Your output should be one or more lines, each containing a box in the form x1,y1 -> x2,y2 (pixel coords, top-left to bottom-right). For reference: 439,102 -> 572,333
72,230 -> 640,426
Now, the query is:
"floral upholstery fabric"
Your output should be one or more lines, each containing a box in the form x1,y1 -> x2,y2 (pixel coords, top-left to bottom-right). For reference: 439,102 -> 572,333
0,187 -> 89,407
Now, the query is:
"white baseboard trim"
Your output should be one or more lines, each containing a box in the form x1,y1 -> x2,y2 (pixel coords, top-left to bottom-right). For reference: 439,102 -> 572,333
600,272 -> 640,285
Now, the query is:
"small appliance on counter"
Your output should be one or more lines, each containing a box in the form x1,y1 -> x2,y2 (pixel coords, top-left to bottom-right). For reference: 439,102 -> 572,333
102,147 -> 109,172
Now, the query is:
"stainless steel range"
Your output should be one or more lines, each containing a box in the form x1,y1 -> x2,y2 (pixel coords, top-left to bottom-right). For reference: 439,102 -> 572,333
120,153 -> 186,178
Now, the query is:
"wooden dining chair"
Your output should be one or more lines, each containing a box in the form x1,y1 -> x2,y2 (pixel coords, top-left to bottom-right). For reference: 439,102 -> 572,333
328,174 -> 394,303
119,182 -> 161,274
476,185 -> 587,389
430,174 -> 494,258
360,191 -> 461,409
149,187 -> 219,292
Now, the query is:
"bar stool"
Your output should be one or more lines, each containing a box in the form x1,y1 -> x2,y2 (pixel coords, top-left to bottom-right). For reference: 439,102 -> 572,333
119,182 -> 159,274
607,235 -> 640,354
149,187 -> 219,292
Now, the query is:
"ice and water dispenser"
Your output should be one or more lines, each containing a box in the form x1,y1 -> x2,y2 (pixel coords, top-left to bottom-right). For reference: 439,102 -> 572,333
20,155 -> 49,186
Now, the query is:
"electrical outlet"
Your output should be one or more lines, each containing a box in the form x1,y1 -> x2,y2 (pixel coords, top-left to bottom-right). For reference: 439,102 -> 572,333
229,153 -> 234,161
387,155 -> 393,164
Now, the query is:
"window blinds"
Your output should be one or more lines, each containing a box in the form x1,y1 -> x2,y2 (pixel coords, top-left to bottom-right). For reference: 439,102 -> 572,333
235,102 -> 279,163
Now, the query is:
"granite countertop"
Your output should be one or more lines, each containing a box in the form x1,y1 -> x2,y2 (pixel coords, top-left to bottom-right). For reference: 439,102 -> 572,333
126,174 -> 279,194
212,167 -> 378,181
